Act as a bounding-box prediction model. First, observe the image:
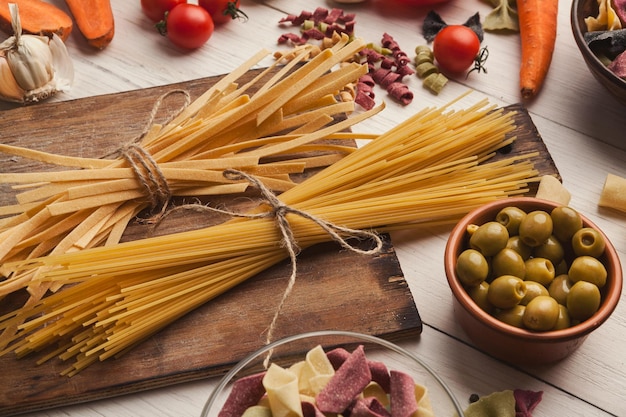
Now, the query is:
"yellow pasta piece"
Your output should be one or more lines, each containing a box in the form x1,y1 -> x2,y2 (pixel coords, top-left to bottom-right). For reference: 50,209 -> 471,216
263,363 -> 303,417
535,175 -> 571,206
599,173 -> 626,212
414,384 -> 436,417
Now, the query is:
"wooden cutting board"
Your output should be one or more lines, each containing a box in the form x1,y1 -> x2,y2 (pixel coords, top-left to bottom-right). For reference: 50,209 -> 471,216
0,68 -> 559,416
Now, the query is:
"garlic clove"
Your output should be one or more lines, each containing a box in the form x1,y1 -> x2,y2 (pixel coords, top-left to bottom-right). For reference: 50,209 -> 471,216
0,3 -> 74,104
0,57 -> 26,102
49,33 -> 74,92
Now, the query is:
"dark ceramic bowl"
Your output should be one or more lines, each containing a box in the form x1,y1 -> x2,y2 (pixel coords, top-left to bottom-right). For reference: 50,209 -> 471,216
200,331 -> 464,417
571,0 -> 626,105
444,197 -> 622,366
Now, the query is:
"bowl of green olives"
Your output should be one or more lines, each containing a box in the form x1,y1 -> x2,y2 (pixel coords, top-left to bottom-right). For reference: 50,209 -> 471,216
444,197 -> 622,365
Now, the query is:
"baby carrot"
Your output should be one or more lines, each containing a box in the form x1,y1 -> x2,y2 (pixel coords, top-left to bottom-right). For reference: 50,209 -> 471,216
516,0 -> 558,99
64,0 -> 115,49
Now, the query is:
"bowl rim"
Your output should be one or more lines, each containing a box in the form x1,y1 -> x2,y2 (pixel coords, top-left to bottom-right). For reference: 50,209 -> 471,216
200,330 -> 464,417
444,196 -> 623,342
570,0 -> 626,90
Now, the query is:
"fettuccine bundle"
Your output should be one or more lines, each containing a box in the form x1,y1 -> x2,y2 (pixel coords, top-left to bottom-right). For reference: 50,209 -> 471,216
0,93 -> 540,375
0,36 -> 379,310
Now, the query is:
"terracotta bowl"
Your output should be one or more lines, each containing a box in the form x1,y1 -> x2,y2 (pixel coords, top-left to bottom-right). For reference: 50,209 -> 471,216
571,0 -> 626,106
200,331 -> 464,417
444,197 -> 622,365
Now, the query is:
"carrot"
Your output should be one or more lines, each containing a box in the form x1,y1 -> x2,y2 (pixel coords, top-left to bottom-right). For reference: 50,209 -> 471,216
516,0 -> 558,99
0,0 -> 73,41
64,0 -> 114,49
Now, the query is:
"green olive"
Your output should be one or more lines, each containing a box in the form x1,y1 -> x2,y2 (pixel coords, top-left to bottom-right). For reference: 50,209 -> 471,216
533,235 -> 565,266
551,206 -> 583,243
552,304 -> 571,330
492,248 -> 526,279
554,259 -> 569,276
571,227 -> 606,258
469,221 -> 509,257
548,274 -> 572,305
567,281 -> 601,321
487,275 -> 526,309
456,249 -> 489,287
524,257 -> 555,286
494,305 -> 526,328
523,295 -> 560,331
467,281 -> 493,313
520,280 -> 549,305
496,206 -> 527,236
568,255 -> 607,288
506,236 -> 532,260
519,210 -> 553,247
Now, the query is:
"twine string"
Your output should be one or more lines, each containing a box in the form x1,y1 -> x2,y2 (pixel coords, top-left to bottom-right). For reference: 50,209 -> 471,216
204,169 -> 384,367
113,89 -> 191,221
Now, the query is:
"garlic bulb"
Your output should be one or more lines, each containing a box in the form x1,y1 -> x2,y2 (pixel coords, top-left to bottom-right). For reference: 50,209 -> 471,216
0,3 -> 74,104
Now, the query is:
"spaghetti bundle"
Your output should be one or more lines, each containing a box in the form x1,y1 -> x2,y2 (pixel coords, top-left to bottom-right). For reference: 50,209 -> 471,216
0,36 -> 380,311
0,95 -> 540,375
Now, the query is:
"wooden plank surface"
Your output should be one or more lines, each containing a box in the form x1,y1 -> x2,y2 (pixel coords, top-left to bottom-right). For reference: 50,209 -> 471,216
0,69 -> 423,416
0,68 -> 557,416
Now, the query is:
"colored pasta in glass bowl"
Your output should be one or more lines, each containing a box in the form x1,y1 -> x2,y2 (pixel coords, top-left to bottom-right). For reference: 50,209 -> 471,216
200,331 -> 464,417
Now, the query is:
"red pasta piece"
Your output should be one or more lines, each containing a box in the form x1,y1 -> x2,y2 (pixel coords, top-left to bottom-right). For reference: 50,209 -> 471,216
395,64 -> 415,78
301,401 -> 326,417
278,11 -> 313,26
514,389 -> 543,417
325,347 -> 350,369
360,48 -> 385,65
387,82 -> 413,105
316,345 -> 372,414
608,51 -> 626,78
372,68 -> 401,88
312,7 -> 329,22
359,74 -> 376,88
277,32 -> 306,45
302,28 -> 325,40
350,397 -> 392,417
389,370 -> 419,417
325,8 -> 344,24
218,372 -> 267,417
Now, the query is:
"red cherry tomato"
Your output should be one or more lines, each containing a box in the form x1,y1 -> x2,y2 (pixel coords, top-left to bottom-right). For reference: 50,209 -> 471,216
141,0 -> 186,22
165,4 -> 214,49
198,0 -> 247,25
432,25 -> 481,74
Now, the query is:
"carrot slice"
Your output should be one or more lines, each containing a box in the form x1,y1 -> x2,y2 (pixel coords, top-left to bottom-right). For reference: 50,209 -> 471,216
517,0 -> 558,99
0,0 -> 73,41
64,0 -> 114,49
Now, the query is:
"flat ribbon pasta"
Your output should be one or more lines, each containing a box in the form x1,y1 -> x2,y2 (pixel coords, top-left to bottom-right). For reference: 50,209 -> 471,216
262,364 -> 303,417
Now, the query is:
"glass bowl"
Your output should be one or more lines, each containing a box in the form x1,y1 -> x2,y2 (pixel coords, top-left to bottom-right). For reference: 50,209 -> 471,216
200,330 -> 464,417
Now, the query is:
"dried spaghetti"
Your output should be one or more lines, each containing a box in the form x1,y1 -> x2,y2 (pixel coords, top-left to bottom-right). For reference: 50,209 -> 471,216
0,95 -> 540,375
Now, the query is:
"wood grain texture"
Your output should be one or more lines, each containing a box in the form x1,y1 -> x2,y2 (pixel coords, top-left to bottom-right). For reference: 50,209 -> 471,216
0,70 -> 422,416
0,72 -> 557,416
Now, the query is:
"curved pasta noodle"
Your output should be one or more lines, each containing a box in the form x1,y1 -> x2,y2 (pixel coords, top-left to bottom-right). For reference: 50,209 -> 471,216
362,382 -> 389,406
414,384 -> 435,417
262,364 -> 303,417
585,0 -> 622,31
289,345 -> 335,396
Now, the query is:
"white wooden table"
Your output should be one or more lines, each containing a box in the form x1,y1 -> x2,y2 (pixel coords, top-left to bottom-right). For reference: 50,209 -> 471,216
4,0 -> 626,416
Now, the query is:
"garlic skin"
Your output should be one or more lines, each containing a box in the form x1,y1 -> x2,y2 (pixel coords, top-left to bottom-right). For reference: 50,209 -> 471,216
0,3 -> 74,104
